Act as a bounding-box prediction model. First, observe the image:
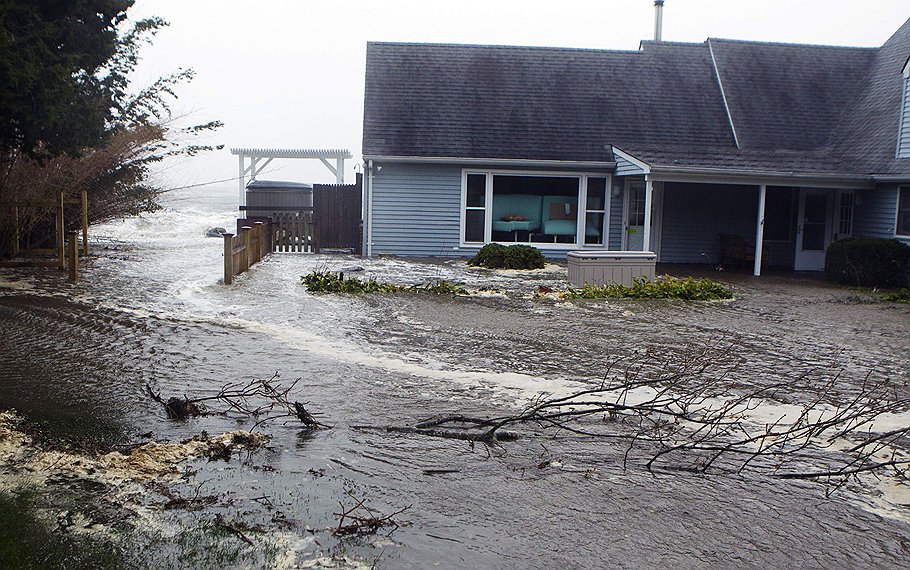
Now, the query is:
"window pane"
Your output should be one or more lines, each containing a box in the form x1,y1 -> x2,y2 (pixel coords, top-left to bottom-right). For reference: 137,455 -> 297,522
466,174 -> 486,207
801,194 -> 827,251
464,209 -> 485,242
584,212 -> 605,245
586,177 -> 607,210
898,188 -> 910,236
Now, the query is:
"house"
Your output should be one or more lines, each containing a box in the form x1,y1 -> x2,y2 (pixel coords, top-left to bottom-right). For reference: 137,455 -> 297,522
360,16 -> 910,275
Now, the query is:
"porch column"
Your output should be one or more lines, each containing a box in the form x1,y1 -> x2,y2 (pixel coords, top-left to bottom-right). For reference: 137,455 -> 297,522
754,184 -> 766,276
643,176 -> 654,252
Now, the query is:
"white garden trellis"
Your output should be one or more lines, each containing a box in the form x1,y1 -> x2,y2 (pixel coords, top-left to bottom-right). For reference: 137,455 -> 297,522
230,147 -> 353,206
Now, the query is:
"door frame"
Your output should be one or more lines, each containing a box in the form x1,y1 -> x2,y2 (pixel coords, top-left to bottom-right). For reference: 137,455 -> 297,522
621,178 -> 663,256
794,188 -> 834,271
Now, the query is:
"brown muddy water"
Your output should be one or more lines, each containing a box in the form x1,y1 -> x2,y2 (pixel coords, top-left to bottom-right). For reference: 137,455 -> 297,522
1,189 -> 910,568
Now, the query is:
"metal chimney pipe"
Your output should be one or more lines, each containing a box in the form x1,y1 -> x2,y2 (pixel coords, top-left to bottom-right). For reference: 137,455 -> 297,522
654,0 -> 664,42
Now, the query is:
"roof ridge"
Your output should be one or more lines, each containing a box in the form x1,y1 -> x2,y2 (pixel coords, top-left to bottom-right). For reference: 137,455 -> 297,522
365,41 -> 641,54
707,37 -> 878,50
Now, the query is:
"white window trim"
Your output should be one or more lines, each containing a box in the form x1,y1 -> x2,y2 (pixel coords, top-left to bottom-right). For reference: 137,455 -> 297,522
896,186 -> 910,239
459,169 -> 612,249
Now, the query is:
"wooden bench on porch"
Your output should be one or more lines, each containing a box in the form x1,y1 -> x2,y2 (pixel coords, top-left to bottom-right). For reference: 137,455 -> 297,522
719,233 -> 763,270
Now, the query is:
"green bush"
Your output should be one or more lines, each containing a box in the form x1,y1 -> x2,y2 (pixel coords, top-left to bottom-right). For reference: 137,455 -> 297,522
562,276 -> 733,301
824,238 -> 910,288
468,244 -> 546,270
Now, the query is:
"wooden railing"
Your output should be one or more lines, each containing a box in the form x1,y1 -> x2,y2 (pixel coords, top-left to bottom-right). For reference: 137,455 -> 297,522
223,221 -> 271,285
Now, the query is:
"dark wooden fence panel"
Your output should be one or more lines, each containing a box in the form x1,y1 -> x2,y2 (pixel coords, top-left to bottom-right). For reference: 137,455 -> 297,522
313,174 -> 362,253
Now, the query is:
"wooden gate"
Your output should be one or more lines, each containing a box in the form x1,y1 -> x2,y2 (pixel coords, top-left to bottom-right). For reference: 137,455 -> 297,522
313,174 -> 362,253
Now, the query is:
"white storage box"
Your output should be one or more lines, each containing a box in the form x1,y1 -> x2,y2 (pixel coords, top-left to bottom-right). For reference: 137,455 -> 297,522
567,251 -> 657,287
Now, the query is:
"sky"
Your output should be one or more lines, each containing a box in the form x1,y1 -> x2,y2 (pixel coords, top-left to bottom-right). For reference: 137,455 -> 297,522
128,0 -> 910,197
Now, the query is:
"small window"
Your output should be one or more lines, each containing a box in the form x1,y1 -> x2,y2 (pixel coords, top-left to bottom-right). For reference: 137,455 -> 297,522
898,187 -> 910,236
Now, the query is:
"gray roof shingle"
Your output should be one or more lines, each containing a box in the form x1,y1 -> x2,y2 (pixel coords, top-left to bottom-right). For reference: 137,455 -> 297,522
363,18 -> 910,178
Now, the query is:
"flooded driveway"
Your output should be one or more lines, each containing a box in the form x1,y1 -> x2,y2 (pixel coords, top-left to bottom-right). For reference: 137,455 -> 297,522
1,192 -> 909,567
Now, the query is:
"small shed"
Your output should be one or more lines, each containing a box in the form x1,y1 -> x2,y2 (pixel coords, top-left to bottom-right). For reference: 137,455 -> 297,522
245,180 -> 313,218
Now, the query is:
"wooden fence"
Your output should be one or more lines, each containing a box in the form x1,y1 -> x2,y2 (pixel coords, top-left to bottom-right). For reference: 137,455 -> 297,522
0,190 -> 90,282
223,221 -> 271,285
313,177 -> 362,253
272,210 -> 316,252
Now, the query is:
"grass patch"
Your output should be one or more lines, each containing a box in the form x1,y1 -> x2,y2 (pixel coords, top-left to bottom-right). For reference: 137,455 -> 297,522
0,487 -> 123,570
562,276 -> 733,301
875,288 -> 910,303
302,271 -> 466,295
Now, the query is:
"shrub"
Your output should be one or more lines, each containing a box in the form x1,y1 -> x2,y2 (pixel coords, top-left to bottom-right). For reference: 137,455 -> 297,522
561,276 -> 733,301
824,238 -> 910,288
468,244 -> 546,270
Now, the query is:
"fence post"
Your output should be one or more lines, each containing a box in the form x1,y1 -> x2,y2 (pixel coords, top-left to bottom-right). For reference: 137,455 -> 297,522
56,191 -> 65,270
81,190 -> 89,256
67,230 -> 79,283
240,226 -> 252,273
254,221 -> 265,263
223,233 -> 234,285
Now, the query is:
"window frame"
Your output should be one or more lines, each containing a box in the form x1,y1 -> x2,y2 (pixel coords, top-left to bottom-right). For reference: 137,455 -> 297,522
459,169 -> 612,249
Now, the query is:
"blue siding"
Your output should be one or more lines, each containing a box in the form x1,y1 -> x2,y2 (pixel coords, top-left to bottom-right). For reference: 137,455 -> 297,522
608,190 -> 624,250
369,163 -> 463,256
659,183 -> 759,264
614,155 -> 646,176
368,163 -> 617,258
854,185 -> 903,242
899,77 -> 910,159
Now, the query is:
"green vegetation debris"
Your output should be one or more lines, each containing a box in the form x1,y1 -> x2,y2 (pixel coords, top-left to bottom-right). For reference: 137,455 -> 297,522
561,276 -> 733,301
302,271 -> 466,295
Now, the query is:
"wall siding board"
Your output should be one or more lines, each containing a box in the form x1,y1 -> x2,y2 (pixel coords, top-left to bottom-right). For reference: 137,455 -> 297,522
609,191 -> 624,250
854,185 -> 903,241
614,155 -> 646,176
899,77 -> 910,159
659,183 -> 759,264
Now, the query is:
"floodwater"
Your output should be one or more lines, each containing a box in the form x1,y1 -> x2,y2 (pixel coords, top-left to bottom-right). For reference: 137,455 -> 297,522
1,185 -> 909,568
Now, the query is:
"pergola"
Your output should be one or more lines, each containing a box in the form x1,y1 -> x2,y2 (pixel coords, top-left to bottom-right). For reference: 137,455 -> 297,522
230,147 -> 353,206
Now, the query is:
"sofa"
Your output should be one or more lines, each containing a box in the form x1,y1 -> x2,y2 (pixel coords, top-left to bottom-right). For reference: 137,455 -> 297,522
541,195 -> 600,238
491,194 -> 542,233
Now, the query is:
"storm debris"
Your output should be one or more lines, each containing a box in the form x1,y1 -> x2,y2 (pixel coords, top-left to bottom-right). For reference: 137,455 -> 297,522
146,373 -> 329,430
352,344 -> 910,493
333,491 -> 410,537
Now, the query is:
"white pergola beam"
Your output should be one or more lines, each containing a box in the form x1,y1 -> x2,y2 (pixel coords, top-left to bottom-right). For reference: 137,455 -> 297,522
232,147 -> 353,207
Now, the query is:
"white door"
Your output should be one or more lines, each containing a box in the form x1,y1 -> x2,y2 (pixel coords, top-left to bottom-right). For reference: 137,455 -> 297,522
794,189 -> 834,271
623,180 -> 645,251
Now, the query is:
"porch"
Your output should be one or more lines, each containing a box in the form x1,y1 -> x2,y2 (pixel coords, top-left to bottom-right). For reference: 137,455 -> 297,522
614,176 -> 863,276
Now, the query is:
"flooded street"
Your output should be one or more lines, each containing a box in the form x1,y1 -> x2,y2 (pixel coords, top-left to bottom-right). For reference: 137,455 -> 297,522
1,187 -> 909,568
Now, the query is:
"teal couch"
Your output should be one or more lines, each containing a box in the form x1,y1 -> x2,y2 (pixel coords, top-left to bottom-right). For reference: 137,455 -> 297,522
491,194 -> 542,233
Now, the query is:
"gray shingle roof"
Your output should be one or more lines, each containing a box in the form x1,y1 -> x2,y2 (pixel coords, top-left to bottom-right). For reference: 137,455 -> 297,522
363,18 -> 910,178
363,41 -> 733,162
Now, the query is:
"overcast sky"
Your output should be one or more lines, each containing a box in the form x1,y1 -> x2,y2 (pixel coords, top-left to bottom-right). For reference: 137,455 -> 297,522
129,0 -> 910,196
